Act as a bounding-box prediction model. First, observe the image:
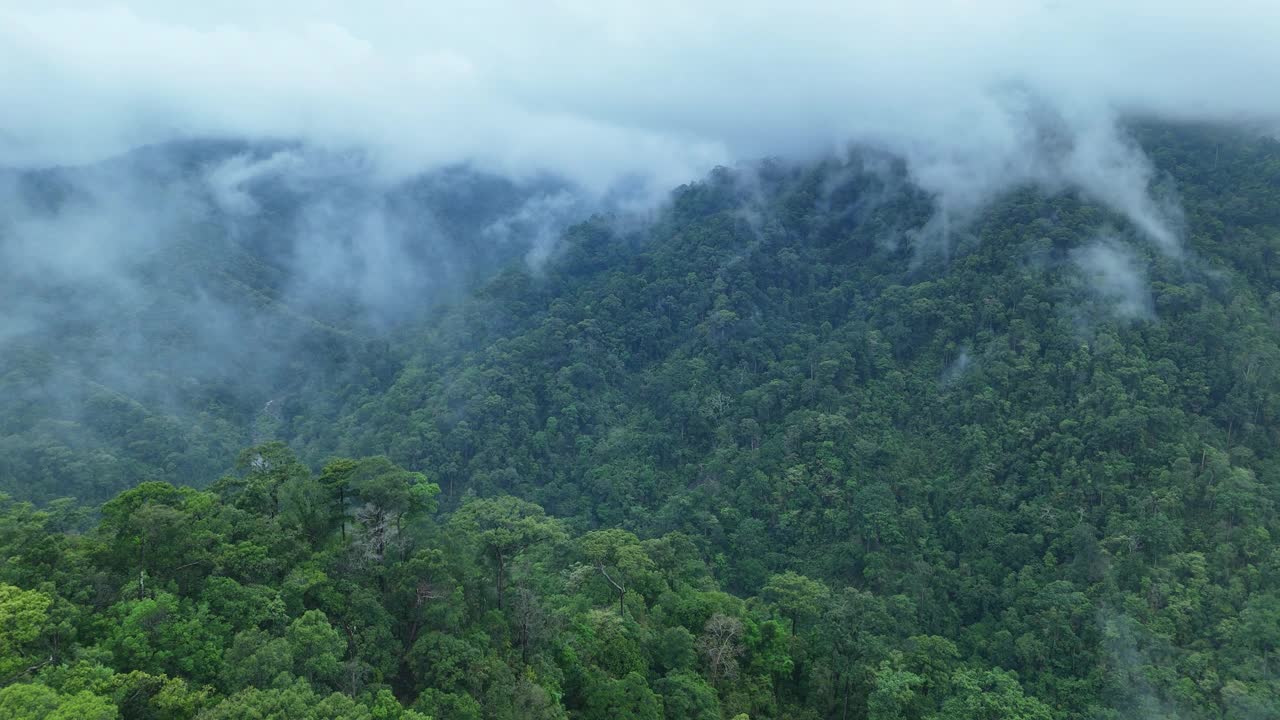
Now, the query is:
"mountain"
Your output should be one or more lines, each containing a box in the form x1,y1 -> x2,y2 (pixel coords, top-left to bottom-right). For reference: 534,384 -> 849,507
0,143 -> 584,503
2,123 -> 1280,718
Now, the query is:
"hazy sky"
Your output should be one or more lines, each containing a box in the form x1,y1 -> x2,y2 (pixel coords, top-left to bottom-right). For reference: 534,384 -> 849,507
3,1 -> 1279,238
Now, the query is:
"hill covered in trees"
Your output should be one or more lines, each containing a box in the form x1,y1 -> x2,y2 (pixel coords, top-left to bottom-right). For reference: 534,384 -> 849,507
3,123 -> 1280,718
0,144 -> 582,503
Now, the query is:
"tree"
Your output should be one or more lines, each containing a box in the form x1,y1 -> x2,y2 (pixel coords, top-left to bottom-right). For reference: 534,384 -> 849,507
0,683 -> 118,720
98,482 -> 204,599
580,671 -> 663,720
105,669 -> 212,719
285,610 -> 345,688
821,588 -> 894,720
762,571 -> 830,635
0,583 -> 51,680
103,592 -> 228,686
450,497 -> 564,610
279,472 -> 334,548
508,585 -> 555,665
224,442 -> 311,518
653,671 -> 720,720
388,549 -> 456,654
201,577 -> 287,634
580,528 -> 656,618
320,458 -> 360,542
929,669 -> 1052,720
222,630 -> 294,690
696,613 -> 745,685
867,660 -> 924,720
199,678 -> 429,720
349,457 -> 439,562
407,631 -> 485,699
652,626 -> 697,674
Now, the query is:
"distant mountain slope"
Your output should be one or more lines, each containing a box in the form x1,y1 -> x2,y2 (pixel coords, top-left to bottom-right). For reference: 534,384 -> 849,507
0,142 -> 584,502
5,123 -> 1280,715
259,124 -> 1280,714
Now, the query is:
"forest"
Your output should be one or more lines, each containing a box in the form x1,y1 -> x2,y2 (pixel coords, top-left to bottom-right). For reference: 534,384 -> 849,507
2,123 -> 1280,718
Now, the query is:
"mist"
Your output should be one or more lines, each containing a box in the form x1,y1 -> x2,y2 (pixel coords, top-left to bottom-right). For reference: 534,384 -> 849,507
0,141 -> 591,501
5,2 -> 1280,245
1071,237 -> 1156,322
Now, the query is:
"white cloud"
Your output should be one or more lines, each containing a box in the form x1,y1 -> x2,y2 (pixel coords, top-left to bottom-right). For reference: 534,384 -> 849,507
206,150 -> 304,215
3,1 -> 1280,239
1072,238 -> 1155,321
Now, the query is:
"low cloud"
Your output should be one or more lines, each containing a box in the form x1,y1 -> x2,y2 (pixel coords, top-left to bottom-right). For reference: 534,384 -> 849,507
942,347 -> 973,385
1071,237 -> 1155,321
2,1 -> 1280,243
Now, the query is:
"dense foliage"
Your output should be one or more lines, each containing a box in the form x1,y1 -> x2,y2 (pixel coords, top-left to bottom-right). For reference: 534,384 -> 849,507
3,124 -> 1280,717
0,446 -> 1057,719
0,148 -> 574,503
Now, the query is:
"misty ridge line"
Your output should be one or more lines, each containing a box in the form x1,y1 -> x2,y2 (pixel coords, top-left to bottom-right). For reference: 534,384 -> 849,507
0,117 -> 1267,507
2,142 -> 588,326
0,150 -> 606,486
5,2 -> 1278,253
0,116 -> 1221,390
2,0 -> 1275,504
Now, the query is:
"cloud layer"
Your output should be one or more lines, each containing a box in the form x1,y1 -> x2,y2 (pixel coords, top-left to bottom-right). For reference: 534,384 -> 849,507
4,1 -> 1280,224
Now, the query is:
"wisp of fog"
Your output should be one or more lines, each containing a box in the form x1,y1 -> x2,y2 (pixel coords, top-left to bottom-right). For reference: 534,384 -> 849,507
3,1 -> 1280,242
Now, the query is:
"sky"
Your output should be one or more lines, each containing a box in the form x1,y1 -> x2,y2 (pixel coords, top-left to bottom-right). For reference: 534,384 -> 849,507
2,1 -> 1280,241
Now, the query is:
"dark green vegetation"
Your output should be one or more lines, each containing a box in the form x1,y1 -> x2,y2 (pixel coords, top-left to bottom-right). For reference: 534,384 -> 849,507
0,144 -> 576,504
2,124 -> 1280,718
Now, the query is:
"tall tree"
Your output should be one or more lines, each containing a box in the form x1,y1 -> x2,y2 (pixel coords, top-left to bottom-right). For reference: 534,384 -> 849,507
580,528 -> 656,618
762,571 -> 830,635
450,497 -> 564,610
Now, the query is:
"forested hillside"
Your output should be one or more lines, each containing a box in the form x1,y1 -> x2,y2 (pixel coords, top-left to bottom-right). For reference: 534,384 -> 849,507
0,144 -> 580,503
3,124 -> 1280,718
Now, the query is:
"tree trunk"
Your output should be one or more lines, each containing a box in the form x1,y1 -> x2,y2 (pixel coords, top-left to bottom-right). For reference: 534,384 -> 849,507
841,677 -> 851,720
598,564 -> 627,619
496,551 -> 506,610
138,542 -> 147,600
520,618 -> 529,665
